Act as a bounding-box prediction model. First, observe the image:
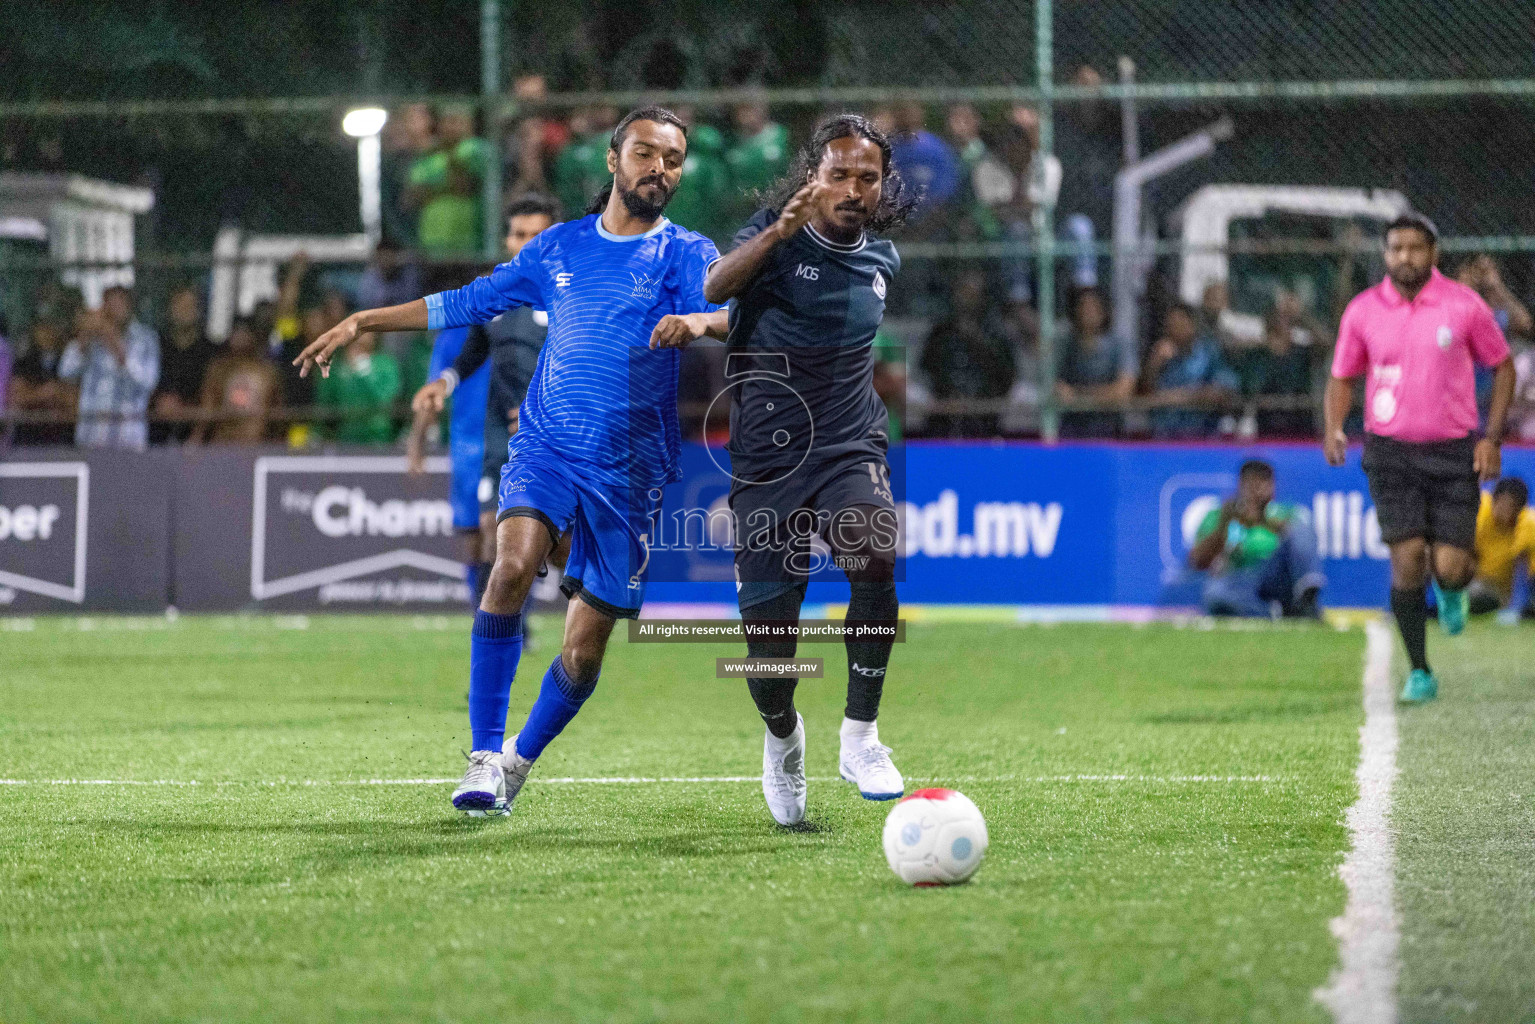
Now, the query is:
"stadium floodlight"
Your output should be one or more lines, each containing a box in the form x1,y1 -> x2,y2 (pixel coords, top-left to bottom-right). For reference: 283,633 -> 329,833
341,107 -> 388,138
342,108 -> 389,245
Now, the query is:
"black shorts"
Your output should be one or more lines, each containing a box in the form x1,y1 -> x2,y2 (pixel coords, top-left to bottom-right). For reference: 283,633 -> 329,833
1360,433 -> 1479,549
729,452 -> 897,612
479,417 -> 513,516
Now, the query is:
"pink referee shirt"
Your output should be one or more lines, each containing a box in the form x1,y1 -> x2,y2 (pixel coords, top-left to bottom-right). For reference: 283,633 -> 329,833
1332,267 -> 1510,442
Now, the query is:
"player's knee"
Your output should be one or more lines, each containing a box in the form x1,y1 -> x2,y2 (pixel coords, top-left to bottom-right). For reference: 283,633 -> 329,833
843,551 -> 895,584
848,578 -> 898,618
560,637 -> 605,686
1388,541 -> 1428,588
483,551 -> 537,610
746,637 -> 797,660
1433,557 -> 1474,591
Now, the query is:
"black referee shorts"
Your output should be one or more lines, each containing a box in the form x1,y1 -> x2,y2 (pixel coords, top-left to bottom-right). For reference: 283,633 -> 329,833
1360,433 -> 1479,550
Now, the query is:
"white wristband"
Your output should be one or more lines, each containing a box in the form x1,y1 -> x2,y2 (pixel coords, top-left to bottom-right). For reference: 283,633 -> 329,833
439,368 -> 459,396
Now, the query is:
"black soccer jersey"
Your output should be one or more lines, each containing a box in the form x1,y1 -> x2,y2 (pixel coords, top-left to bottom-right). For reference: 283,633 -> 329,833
452,306 -> 548,422
723,207 -> 900,471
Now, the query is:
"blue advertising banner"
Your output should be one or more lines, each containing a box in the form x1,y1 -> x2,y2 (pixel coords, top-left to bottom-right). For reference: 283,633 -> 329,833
645,441 -> 1535,610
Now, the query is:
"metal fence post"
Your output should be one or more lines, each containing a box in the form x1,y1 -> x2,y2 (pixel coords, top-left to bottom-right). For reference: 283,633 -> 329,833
1036,0 -> 1059,442
481,0 -> 503,260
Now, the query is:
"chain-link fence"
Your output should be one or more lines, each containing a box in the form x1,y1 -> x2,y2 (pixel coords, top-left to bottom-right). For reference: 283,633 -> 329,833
3,0 -> 1535,447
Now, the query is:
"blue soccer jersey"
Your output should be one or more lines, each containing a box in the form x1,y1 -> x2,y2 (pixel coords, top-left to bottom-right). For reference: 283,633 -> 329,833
428,327 -> 489,450
428,327 -> 490,532
425,215 -> 722,490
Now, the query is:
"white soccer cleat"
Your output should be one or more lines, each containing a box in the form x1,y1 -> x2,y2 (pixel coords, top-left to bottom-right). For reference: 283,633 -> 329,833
499,733 -> 536,810
840,740 -> 904,801
762,714 -> 808,826
452,749 -> 507,816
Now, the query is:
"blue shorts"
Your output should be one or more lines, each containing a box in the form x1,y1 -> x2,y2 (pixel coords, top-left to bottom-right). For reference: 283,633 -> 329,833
497,439 -> 662,619
449,438 -> 484,532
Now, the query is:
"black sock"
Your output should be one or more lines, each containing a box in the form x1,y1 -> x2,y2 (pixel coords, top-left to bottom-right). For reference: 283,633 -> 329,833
747,678 -> 799,738
1391,586 -> 1430,672
743,587 -> 806,739
844,580 -> 898,722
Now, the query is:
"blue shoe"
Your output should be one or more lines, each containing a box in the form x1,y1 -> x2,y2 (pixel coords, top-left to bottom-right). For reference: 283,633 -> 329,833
1400,669 -> 1439,703
1433,581 -> 1468,636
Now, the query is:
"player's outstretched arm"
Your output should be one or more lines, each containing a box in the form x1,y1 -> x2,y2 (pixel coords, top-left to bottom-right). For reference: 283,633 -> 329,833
650,310 -> 729,349
294,299 -> 429,378
704,182 -> 825,304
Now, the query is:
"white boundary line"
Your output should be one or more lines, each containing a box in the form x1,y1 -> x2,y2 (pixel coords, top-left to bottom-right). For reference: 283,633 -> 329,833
0,773 -> 1281,787
1315,618 -> 1400,1024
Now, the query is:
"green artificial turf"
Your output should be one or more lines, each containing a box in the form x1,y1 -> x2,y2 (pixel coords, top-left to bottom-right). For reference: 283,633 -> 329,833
1394,622 -> 1535,1024
0,616 -> 1362,1023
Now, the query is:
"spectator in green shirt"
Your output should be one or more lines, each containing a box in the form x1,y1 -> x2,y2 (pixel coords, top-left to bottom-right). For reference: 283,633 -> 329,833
407,105 -> 491,257
1188,459 -> 1325,618
663,106 -> 730,242
552,105 -> 620,218
724,101 -> 789,224
316,333 -> 402,445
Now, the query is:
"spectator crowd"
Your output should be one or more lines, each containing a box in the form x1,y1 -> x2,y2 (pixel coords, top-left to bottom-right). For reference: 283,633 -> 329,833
5,69 -> 1535,449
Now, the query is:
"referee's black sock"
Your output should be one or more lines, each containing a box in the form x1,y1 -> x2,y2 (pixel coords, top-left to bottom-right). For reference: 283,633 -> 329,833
1390,586 -> 1430,673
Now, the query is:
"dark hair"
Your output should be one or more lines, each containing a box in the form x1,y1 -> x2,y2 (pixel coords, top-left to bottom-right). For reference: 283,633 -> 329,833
229,315 -> 258,334
1165,301 -> 1197,322
1239,459 -> 1275,481
583,106 -> 690,216
759,113 -> 919,234
1493,476 -> 1529,507
1385,212 -> 1438,246
1069,284 -> 1106,317
506,192 -> 562,223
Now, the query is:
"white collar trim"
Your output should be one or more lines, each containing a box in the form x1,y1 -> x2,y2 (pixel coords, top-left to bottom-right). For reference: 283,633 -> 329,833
804,222 -> 867,253
595,215 -> 670,243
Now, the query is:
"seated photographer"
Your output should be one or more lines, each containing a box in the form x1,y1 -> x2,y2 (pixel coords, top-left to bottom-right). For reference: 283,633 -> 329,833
1188,459 -> 1325,619
1469,477 -> 1535,618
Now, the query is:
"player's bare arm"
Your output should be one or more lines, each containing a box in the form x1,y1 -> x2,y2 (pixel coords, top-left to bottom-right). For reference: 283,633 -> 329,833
294,298 -> 430,378
404,377 -> 450,475
703,182 -> 825,304
648,309 -> 729,349
1322,374 -> 1355,466
1476,355 -> 1517,481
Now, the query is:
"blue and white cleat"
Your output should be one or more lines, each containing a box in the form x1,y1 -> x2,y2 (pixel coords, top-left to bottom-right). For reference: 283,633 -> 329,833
452,749 -> 508,817
499,733 -> 536,812
1432,580 -> 1468,636
762,714 -> 808,826
839,741 -> 904,801
1400,668 -> 1439,704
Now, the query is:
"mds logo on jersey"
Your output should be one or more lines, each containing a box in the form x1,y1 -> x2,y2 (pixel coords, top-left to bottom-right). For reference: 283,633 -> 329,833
793,263 -> 819,281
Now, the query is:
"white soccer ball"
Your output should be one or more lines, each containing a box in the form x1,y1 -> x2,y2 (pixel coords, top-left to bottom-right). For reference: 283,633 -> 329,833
882,788 -> 988,886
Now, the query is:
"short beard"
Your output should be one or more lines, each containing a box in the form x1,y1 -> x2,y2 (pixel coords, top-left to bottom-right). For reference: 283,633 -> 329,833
617,175 -> 673,220
1388,265 -> 1430,292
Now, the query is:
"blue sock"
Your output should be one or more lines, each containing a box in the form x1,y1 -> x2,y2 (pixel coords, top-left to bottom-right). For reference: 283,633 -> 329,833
469,610 -> 522,752
513,656 -> 598,761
